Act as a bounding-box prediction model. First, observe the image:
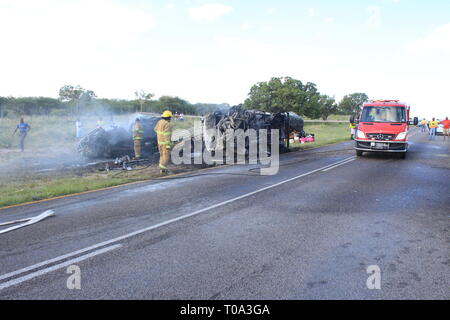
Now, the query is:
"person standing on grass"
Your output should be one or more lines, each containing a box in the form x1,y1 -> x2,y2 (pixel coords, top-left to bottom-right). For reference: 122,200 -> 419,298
13,118 -> 31,152
428,118 -> 438,140
75,118 -> 83,139
440,117 -> 450,141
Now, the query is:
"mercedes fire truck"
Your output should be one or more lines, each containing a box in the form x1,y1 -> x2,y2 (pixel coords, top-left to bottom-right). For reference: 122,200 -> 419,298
351,100 -> 418,159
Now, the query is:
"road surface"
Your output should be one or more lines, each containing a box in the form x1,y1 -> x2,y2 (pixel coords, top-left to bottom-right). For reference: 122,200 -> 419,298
0,128 -> 449,299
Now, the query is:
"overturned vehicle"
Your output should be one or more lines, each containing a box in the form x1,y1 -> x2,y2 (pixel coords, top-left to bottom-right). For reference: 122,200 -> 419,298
203,105 -> 305,155
77,114 -> 159,159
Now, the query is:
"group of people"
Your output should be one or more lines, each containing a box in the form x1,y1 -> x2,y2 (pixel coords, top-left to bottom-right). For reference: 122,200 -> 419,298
12,112 -> 174,174
420,117 -> 450,140
76,112 -> 174,174
133,110 -> 173,174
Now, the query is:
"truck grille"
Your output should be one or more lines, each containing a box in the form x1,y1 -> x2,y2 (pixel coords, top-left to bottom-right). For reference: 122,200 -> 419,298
366,133 -> 396,141
356,141 -> 406,151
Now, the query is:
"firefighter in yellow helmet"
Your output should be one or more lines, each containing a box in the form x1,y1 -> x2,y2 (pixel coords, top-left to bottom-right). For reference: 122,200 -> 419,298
132,118 -> 144,160
154,110 -> 173,174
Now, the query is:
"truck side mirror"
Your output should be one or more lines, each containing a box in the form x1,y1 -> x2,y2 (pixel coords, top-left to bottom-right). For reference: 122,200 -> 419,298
409,117 -> 419,126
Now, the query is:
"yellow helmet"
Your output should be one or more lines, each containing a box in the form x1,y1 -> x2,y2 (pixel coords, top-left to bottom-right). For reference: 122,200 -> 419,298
161,110 -> 173,118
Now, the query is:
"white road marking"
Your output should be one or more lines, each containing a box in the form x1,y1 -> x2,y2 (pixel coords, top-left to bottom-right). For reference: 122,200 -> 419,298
0,244 -> 122,291
0,210 -> 54,235
0,157 -> 355,288
322,157 -> 356,172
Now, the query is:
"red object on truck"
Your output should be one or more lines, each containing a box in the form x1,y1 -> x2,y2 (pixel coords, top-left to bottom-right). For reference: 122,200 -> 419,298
352,100 -> 418,159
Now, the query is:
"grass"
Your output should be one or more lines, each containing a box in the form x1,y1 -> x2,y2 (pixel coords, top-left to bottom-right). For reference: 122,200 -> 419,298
0,174 -> 133,208
0,114 -> 199,153
171,117 -> 199,133
0,163 -> 203,208
0,114 -> 132,152
324,114 -> 351,121
0,116 -> 349,209
289,122 -> 351,151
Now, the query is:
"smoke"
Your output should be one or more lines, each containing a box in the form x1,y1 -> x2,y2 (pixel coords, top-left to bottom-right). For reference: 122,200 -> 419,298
0,100 -> 160,179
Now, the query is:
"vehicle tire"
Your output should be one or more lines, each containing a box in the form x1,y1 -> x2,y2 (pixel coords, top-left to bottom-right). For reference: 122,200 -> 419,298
399,152 -> 406,159
356,150 -> 363,157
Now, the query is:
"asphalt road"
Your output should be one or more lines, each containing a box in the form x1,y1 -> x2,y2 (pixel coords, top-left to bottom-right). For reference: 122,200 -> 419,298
0,128 -> 449,299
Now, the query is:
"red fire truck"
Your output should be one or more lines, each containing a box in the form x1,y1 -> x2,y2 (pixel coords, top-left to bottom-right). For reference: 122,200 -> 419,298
351,100 -> 418,159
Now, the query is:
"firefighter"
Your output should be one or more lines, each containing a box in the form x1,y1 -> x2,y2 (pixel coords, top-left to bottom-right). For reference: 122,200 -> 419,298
154,110 -> 173,174
349,122 -> 357,140
132,118 -> 144,160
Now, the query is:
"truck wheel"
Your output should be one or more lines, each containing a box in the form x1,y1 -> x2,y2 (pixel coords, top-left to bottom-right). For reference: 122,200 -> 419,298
356,150 -> 363,157
399,152 -> 406,159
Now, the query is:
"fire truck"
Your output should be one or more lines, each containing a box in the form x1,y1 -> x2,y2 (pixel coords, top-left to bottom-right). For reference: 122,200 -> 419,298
350,100 -> 418,159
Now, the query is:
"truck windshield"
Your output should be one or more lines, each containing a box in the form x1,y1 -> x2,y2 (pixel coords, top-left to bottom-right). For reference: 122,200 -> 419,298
361,106 -> 406,123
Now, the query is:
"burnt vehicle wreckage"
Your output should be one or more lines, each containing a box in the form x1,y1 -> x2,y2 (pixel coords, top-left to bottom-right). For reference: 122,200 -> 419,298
77,114 -> 159,160
77,106 -> 305,169
203,105 -> 305,156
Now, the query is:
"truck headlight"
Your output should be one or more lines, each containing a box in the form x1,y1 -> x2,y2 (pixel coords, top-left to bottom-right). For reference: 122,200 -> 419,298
396,132 -> 407,140
356,130 -> 366,139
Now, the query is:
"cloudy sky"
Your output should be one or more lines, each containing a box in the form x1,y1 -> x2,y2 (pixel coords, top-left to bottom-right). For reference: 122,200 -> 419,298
0,0 -> 449,118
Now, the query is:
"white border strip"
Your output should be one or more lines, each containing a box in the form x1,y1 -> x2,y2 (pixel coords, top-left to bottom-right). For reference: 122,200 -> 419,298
322,157 -> 356,172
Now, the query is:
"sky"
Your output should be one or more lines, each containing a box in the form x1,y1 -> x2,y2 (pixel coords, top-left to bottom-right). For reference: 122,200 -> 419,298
0,0 -> 449,118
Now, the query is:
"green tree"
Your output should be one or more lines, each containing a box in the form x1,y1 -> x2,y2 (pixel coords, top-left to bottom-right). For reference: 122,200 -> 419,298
96,98 -> 136,114
194,103 -> 230,115
33,97 -> 64,116
316,95 -> 338,120
156,96 -> 196,115
3,97 -> 64,116
244,77 -> 320,117
134,90 -> 154,112
59,85 -> 96,115
0,96 -> 8,118
59,85 -> 95,102
338,93 -> 369,115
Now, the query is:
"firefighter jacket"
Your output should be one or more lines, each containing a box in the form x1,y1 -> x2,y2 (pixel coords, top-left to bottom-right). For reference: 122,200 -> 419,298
154,119 -> 172,148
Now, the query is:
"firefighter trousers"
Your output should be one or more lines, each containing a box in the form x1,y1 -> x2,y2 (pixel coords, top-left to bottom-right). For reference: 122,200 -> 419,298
134,139 -> 142,159
158,144 -> 170,169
